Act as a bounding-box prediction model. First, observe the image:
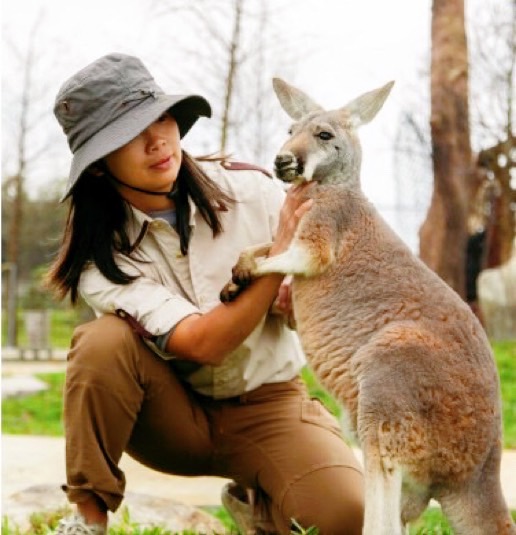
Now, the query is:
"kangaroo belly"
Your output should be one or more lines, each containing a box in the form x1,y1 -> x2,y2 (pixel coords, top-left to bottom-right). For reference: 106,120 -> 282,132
292,273 -> 362,425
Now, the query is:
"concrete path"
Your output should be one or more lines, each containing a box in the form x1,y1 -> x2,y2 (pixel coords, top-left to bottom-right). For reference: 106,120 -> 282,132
2,434 -> 229,509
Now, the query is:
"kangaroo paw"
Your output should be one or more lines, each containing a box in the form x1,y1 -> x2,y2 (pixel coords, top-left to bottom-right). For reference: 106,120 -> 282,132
220,245 -> 268,302
231,253 -> 259,285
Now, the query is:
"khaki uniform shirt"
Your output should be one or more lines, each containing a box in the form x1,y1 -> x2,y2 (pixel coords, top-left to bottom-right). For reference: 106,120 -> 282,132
79,161 -> 305,399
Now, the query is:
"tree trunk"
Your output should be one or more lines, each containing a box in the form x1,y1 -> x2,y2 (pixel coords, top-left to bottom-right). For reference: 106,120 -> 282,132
220,0 -> 244,154
419,0 -> 474,297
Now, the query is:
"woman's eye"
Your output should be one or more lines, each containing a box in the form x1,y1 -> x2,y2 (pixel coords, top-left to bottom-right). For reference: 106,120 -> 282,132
317,131 -> 334,141
157,113 -> 169,122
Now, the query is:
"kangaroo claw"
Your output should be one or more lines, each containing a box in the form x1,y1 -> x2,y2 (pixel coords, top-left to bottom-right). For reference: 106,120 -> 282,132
220,281 -> 244,303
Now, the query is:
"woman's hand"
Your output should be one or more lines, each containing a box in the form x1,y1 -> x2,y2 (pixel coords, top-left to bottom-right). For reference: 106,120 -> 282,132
269,182 -> 315,256
271,275 -> 297,329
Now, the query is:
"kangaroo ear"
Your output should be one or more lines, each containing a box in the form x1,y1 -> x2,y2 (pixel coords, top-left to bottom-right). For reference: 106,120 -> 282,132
272,78 -> 324,120
342,81 -> 394,127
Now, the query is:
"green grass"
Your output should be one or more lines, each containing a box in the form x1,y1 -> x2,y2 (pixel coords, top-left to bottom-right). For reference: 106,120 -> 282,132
300,366 -> 342,419
408,509 -> 516,534
496,340 -> 516,448
3,507 -> 512,534
48,308 -> 86,348
1,372 -> 64,435
2,308 -> 85,348
408,508 -> 453,534
1,505 -> 235,534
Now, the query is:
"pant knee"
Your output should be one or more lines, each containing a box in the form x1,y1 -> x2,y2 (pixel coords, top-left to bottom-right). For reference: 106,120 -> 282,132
69,315 -> 136,363
281,466 -> 364,535
66,315 -> 149,382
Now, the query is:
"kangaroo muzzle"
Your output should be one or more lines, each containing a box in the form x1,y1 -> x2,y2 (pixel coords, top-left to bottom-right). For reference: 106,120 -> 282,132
274,152 -> 304,182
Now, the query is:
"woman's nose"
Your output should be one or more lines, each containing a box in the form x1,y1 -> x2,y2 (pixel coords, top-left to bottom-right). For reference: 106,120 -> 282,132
146,130 -> 166,152
150,138 -> 165,151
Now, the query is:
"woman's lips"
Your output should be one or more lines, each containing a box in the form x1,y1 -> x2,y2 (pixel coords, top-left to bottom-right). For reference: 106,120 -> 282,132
150,156 -> 171,170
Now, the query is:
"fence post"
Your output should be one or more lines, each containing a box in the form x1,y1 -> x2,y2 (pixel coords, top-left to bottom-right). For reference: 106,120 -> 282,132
22,309 -> 51,359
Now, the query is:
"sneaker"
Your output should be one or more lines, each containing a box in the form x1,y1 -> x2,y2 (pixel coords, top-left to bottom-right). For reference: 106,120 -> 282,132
221,482 -> 256,534
54,514 -> 106,534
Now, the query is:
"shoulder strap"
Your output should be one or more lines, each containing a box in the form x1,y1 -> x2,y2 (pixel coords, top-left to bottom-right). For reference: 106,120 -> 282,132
116,309 -> 155,340
220,160 -> 273,178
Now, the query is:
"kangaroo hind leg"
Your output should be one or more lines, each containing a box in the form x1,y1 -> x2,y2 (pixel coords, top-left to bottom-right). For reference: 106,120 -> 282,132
438,444 -> 516,535
400,485 -> 431,532
362,449 -> 404,535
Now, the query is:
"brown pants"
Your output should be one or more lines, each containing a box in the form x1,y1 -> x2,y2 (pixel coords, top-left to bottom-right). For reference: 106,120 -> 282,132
63,315 -> 364,534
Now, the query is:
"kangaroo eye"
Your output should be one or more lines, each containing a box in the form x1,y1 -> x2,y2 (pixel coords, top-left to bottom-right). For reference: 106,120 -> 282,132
317,131 -> 334,141
288,127 -> 293,135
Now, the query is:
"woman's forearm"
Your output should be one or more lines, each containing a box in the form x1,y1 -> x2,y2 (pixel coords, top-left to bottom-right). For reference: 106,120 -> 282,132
166,272 -> 284,365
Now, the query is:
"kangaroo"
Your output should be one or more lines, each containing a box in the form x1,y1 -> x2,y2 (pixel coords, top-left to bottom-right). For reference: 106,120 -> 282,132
221,78 -> 515,534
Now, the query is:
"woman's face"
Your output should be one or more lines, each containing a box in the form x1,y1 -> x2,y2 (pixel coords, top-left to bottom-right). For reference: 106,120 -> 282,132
105,113 -> 182,208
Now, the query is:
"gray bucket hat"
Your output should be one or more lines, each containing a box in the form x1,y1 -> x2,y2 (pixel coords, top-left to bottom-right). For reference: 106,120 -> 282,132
54,53 -> 211,201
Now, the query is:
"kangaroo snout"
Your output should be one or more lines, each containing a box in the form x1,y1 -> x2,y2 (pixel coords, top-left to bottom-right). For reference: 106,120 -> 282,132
274,152 -> 304,182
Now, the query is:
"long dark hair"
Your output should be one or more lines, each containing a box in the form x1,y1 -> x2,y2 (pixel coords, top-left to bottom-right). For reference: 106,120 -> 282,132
45,151 -> 234,304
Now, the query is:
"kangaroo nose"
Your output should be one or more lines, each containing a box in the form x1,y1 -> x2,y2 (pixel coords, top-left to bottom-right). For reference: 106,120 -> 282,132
274,153 -> 294,170
274,152 -> 302,181
274,151 -> 303,182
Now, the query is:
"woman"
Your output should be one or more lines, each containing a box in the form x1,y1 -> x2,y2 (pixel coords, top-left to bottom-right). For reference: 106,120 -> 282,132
48,53 -> 364,534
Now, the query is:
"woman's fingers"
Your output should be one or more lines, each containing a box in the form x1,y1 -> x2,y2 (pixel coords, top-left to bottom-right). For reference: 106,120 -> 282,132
276,277 -> 293,314
295,198 -> 314,219
282,183 -> 315,225
270,183 -> 315,255
285,181 -> 315,206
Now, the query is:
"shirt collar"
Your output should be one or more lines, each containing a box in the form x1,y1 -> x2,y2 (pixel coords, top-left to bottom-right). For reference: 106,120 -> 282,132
125,197 -> 198,245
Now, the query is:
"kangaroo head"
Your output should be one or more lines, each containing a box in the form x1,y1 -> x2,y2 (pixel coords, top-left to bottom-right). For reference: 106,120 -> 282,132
272,78 -> 394,188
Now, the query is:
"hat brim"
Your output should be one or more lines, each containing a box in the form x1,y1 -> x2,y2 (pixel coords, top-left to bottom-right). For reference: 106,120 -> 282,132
61,93 -> 211,201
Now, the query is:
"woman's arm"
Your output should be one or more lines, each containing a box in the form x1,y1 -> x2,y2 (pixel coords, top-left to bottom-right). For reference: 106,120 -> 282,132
166,182 -> 314,365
